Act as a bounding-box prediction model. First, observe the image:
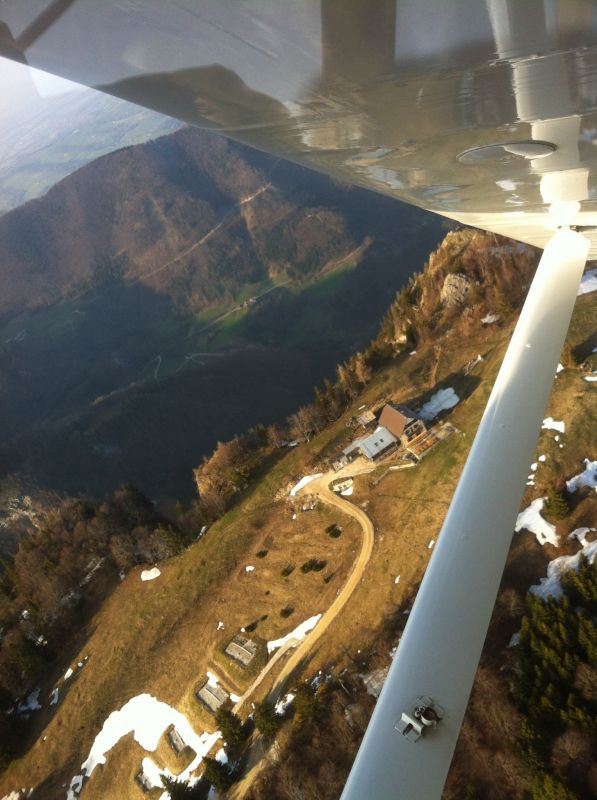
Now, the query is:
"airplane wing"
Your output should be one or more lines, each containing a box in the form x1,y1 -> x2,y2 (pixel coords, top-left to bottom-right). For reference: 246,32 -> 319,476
0,2 -> 594,797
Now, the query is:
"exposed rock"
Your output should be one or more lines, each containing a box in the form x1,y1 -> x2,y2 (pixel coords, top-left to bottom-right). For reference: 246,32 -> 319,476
441,272 -> 472,306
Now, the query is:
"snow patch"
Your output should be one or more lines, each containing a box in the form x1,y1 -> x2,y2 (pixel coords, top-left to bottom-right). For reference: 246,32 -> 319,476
578,268 -> 597,295
531,540 -> 597,600
508,632 -> 520,648
427,539 -> 435,549
538,454 -> 547,462
340,486 -> 353,496
556,362 -> 564,374
64,668 -> 74,681
275,693 -> 295,715
67,694 -> 220,799
245,565 -> 255,573
584,374 -> 597,382
267,614 -> 322,654
419,388 -> 459,420
394,575 -> 400,585
206,672 -> 220,688
140,567 -> 161,582
215,747 -> 228,765
217,621 -> 224,631
566,459 -> 597,492
360,667 -> 389,698
481,313 -> 500,325
496,179 -> 517,191
50,688 -> 59,706
289,474 -> 323,496
229,693 -> 241,703
515,498 -> 558,546
542,417 -> 565,433
568,527 -> 595,547
17,688 -> 41,715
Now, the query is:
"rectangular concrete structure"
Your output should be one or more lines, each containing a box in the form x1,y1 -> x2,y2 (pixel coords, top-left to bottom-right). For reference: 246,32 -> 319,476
196,681 -> 229,713
225,634 -> 258,666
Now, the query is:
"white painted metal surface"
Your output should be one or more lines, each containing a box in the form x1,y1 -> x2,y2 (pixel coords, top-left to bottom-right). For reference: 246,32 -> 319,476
340,229 -> 589,800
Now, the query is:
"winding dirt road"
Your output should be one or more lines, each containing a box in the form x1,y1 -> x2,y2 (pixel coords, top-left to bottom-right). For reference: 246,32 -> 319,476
232,475 -> 374,715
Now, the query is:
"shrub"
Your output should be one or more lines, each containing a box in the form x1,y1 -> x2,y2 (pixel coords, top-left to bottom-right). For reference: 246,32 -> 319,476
256,549 -> 268,558
301,559 -> 327,573
281,564 -> 295,577
280,606 -> 294,618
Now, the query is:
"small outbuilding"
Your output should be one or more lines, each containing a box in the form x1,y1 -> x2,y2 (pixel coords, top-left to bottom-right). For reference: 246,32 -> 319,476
356,409 -> 376,428
225,634 -> 258,667
166,725 -> 186,755
135,768 -> 153,793
196,681 -> 229,713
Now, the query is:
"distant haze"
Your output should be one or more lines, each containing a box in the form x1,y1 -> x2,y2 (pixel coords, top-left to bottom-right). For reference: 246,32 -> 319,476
0,56 -> 180,213
0,55 -> 81,113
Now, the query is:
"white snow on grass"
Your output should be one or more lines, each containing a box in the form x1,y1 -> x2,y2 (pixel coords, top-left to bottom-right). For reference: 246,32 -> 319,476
578,268 -> 597,295
206,672 -> 220,688
140,567 -> 161,582
267,614 -> 322,654
542,417 -> 565,433
217,621 -> 224,631
531,540 -> 597,600
419,387 -> 459,420
50,688 -> 59,706
585,374 -> 597,382
481,313 -> 500,325
64,667 -> 74,681
538,454 -> 547,462
17,688 -> 41,715
289,474 -> 323,496
140,756 -> 173,790
275,693 -> 295,715
67,694 -> 220,799
245,565 -> 255,573
427,539 -> 435,549
394,575 -> 400,585
556,363 -> 564,374
566,459 -> 597,492
215,747 -> 228,765
229,693 -> 241,703
515,498 -> 558,546
508,632 -> 520,648
568,527 -> 595,547
530,463 -> 538,472
340,486 -> 353,496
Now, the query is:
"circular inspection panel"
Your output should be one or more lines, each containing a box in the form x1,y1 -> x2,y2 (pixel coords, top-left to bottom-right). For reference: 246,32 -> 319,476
457,140 -> 557,164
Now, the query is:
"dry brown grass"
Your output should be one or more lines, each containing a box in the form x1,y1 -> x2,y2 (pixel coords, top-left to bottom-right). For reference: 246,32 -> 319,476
1,292 -> 593,800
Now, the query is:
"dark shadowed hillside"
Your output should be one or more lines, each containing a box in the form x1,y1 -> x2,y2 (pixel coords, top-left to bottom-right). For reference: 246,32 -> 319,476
0,126 -> 444,507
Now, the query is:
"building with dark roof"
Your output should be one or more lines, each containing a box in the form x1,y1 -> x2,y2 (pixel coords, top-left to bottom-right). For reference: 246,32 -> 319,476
379,403 -> 426,446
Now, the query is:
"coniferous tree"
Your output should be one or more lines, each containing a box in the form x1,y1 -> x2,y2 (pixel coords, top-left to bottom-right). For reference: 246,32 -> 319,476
253,701 -> 280,740
543,486 -> 570,520
215,706 -> 249,749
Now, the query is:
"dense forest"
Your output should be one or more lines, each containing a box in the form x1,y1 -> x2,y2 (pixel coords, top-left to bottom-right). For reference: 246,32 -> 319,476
0,485 -> 192,765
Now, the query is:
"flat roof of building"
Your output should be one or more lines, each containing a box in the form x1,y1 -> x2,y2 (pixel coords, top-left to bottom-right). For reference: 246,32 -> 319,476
344,426 -> 397,460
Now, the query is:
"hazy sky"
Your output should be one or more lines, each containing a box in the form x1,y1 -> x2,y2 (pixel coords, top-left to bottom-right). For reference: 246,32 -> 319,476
0,55 -> 82,114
